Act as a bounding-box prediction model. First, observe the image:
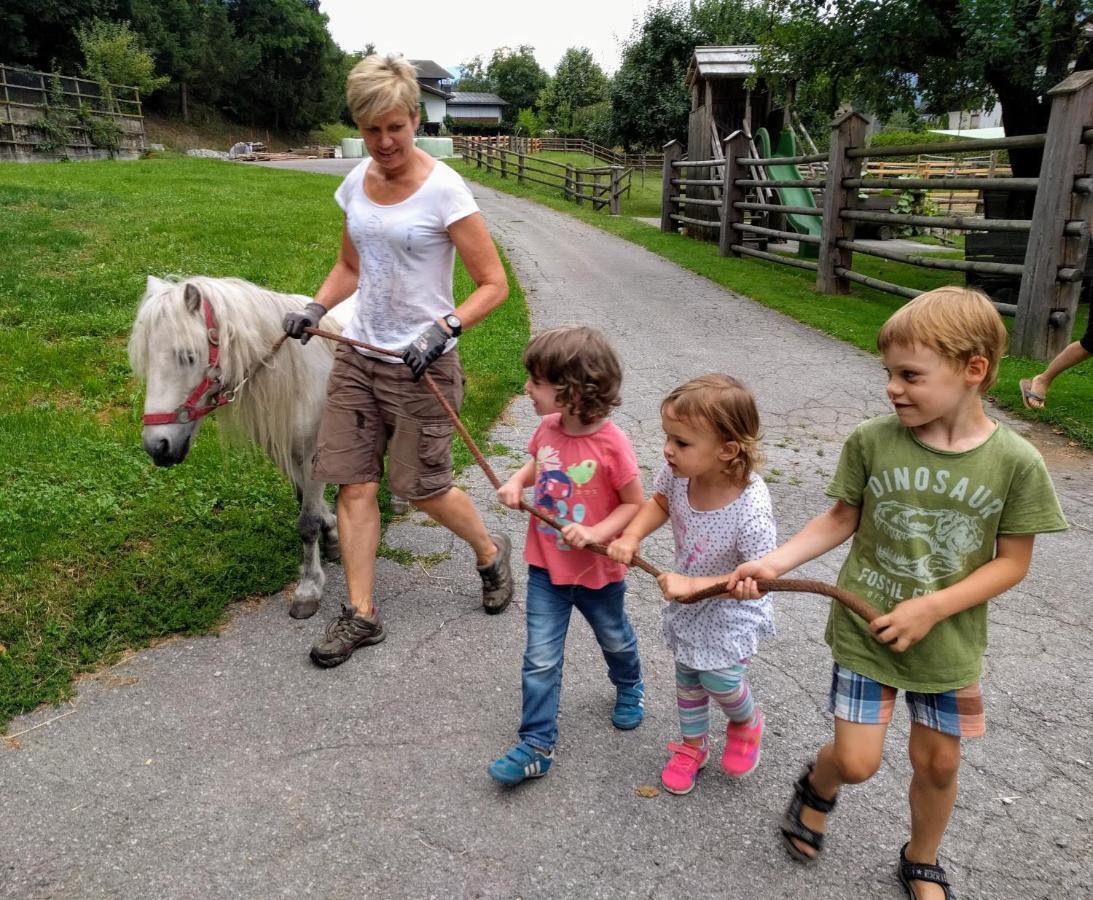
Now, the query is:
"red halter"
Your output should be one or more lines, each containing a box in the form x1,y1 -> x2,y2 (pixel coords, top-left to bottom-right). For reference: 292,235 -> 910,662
141,298 -> 232,426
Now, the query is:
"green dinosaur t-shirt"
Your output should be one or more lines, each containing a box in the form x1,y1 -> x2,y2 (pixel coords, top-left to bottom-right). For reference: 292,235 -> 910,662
824,415 -> 1067,692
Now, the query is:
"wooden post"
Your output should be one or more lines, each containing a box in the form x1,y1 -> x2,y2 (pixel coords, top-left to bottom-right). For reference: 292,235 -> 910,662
816,110 -> 870,294
1013,70 -> 1093,360
661,140 -> 683,233
609,166 -> 622,215
474,138 -> 482,169
517,151 -> 525,184
565,164 -> 574,201
720,130 -> 751,257
575,169 -> 584,206
500,148 -> 508,179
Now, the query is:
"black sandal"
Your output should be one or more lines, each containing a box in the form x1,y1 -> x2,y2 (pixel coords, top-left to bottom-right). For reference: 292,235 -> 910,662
898,842 -> 954,899
780,761 -> 838,863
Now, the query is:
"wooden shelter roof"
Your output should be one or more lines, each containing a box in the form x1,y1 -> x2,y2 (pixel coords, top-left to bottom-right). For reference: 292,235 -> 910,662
685,46 -> 759,87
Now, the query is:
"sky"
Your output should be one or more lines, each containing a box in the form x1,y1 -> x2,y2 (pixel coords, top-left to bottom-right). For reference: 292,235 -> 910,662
318,0 -> 654,76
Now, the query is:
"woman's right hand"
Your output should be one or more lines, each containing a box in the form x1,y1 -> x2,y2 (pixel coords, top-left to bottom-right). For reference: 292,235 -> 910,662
727,560 -> 779,599
607,535 -> 639,564
496,478 -> 524,510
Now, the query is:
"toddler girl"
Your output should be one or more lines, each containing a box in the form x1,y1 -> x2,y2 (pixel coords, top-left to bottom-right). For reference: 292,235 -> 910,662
489,326 -> 645,785
609,374 -> 776,794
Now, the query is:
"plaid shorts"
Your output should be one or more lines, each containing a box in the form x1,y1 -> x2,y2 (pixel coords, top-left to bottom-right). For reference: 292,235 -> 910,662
828,663 -> 985,738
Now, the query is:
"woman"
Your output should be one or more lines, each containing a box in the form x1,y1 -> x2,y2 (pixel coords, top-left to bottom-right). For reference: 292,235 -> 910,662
283,54 -> 512,667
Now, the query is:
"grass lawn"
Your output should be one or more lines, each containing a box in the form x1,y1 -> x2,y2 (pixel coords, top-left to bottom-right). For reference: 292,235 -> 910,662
0,157 -> 529,728
454,157 -> 1092,449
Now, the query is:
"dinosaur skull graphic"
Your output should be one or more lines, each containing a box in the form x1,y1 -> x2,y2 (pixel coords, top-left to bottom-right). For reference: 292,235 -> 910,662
873,500 -> 984,584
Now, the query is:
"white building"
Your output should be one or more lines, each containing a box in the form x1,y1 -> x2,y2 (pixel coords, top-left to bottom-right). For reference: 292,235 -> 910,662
445,92 -> 508,125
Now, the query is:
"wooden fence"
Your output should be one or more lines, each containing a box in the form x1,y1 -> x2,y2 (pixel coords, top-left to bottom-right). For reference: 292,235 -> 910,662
462,136 -> 633,213
0,63 -> 146,161
662,70 -> 1093,360
453,134 -> 663,170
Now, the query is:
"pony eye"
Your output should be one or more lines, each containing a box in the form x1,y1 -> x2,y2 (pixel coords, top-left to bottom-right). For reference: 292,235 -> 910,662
177,350 -> 197,366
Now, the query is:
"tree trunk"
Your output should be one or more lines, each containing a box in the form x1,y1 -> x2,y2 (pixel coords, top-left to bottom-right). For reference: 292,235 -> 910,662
180,81 -> 189,124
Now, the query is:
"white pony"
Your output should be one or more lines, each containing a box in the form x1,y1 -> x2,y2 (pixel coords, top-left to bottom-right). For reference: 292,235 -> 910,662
128,275 -> 352,619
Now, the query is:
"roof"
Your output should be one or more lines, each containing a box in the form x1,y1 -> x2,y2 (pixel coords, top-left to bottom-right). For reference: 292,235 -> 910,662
447,92 -> 508,106
685,45 -> 759,87
419,83 -> 452,100
409,60 -> 454,80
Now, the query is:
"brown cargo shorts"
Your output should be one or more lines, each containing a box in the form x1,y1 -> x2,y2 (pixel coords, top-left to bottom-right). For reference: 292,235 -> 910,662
311,345 -> 465,500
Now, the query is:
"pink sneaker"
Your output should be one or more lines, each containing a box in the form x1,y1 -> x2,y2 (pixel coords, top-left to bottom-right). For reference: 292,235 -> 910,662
722,711 -> 764,777
661,740 -> 709,795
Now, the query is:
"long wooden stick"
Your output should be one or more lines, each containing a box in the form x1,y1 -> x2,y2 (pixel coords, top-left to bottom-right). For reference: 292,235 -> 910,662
300,326 -> 879,620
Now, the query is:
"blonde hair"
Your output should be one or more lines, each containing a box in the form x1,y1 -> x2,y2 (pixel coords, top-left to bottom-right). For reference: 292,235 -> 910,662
523,326 -> 623,425
877,286 -> 1008,391
661,374 -> 763,485
346,54 -> 420,127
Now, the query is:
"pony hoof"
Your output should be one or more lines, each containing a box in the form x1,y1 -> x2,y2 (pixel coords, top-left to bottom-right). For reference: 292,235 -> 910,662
289,598 -> 320,619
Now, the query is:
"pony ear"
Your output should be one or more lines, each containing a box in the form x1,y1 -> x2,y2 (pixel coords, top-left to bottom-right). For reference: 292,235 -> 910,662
145,275 -> 167,295
184,283 -> 202,313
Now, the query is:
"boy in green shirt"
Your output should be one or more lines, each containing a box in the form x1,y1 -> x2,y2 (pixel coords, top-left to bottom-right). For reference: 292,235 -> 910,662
727,287 -> 1067,899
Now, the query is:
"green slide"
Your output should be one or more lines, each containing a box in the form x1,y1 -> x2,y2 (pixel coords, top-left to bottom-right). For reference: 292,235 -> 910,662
753,127 -> 821,258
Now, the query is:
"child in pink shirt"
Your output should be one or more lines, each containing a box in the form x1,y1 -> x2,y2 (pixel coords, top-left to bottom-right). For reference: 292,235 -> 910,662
488,326 -> 645,785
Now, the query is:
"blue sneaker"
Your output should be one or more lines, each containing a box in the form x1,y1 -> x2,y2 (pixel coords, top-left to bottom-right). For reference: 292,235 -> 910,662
488,741 -> 554,785
612,682 -> 645,730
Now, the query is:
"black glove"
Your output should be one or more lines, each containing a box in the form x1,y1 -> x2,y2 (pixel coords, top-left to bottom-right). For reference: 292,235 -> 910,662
282,302 -> 326,344
402,321 -> 450,381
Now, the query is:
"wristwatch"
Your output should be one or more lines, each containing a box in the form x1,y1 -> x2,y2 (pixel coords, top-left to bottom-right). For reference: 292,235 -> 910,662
442,313 -> 462,337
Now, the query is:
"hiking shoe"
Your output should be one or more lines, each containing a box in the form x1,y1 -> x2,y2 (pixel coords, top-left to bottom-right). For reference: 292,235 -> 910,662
661,740 -> 709,795
309,605 -> 386,668
477,532 -> 513,614
488,741 -> 554,785
612,682 -> 645,730
722,710 -> 764,777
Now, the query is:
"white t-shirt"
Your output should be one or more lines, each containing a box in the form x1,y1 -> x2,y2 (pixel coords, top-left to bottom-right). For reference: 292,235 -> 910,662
333,159 -> 479,361
654,463 -> 778,670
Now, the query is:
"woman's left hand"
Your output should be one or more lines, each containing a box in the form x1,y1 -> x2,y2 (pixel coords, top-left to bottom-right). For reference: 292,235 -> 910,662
402,322 -> 450,381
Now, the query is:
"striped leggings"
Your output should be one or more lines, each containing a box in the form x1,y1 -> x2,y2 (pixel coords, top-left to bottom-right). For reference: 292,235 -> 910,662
676,661 -> 755,740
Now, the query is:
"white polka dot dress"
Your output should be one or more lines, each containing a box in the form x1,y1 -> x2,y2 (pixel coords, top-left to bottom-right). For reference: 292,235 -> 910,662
654,464 -> 778,670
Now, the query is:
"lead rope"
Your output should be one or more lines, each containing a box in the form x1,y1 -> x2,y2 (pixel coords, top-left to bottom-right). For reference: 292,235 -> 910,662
295,325 -> 881,623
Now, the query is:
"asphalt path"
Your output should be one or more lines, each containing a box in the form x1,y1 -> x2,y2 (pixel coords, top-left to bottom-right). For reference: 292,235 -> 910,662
2,160 -> 1090,899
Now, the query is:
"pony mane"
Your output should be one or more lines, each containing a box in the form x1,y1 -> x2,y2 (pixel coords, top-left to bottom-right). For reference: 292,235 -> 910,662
129,275 -> 342,475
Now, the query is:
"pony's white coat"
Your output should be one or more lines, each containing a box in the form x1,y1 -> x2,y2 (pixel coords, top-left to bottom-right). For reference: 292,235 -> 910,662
129,275 -> 352,617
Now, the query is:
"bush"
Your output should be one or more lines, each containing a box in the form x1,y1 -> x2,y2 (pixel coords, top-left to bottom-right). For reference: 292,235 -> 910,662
310,122 -> 358,146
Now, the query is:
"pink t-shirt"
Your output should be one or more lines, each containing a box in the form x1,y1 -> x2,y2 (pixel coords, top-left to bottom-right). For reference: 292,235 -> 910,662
524,414 -> 641,589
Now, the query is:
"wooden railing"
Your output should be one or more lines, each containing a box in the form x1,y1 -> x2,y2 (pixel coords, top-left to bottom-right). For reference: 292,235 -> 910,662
0,63 -> 146,161
662,70 -> 1093,360
452,134 -> 663,170
462,137 -> 633,213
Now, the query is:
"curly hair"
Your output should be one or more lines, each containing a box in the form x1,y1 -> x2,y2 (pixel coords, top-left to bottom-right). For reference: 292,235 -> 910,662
522,326 -> 623,425
661,374 -> 764,485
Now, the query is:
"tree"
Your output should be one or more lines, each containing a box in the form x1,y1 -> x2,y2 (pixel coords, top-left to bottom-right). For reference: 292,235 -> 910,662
609,3 -> 702,149
226,0 -> 347,131
124,0 -> 243,120
487,45 -> 549,123
76,18 -> 168,97
454,55 -> 492,91
1,0 -> 120,71
757,0 -> 1093,176
540,47 -> 608,131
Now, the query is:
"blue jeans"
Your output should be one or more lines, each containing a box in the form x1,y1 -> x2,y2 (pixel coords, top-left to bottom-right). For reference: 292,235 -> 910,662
519,565 -> 643,751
